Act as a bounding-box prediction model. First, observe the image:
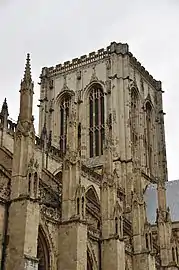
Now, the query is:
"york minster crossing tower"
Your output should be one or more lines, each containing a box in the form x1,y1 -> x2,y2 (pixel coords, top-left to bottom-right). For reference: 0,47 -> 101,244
0,41 -> 177,270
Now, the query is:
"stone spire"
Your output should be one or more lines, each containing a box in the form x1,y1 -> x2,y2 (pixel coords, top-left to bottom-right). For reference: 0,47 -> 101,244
22,53 -> 32,85
0,98 -> 9,129
18,53 -> 34,125
1,98 -> 9,116
6,53 -> 39,270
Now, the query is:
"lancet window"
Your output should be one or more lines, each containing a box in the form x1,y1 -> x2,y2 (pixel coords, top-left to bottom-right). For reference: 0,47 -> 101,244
89,85 -> 105,157
131,89 -> 139,157
59,96 -> 71,153
145,102 -> 153,172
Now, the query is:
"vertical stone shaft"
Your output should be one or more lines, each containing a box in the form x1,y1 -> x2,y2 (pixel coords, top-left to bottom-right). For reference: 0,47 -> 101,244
5,54 -> 39,270
58,97 -> 87,270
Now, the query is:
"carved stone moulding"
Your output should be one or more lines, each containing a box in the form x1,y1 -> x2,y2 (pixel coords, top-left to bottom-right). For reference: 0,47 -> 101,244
40,205 -> 61,222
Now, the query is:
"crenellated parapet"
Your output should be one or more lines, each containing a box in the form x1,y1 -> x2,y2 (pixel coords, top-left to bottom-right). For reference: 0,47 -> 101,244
44,48 -> 110,76
129,53 -> 162,90
40,41 -> 161,93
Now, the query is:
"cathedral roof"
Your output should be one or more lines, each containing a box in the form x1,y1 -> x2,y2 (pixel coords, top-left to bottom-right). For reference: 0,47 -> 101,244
145,180 -> 179,224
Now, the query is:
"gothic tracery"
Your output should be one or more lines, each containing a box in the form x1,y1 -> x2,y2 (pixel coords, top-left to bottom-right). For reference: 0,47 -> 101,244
89,85 -> 105,158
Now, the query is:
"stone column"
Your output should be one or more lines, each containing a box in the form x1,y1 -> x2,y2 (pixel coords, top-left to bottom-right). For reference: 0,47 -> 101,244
58,98 -> 88,270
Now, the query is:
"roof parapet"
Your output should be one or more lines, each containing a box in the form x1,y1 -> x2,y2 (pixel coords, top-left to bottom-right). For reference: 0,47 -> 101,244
45,42 -> 128,76
41,41 -> 161,90
129,53 -> 161,90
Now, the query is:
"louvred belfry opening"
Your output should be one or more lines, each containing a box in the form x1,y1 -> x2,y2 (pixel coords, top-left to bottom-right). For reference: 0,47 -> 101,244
89,85 -> 105,157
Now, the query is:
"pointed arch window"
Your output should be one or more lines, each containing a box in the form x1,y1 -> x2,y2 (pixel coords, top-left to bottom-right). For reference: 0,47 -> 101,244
131,89 -> 139,156
37,227 -> 50,270
145,233 -> 149,249
145,102 -> 153,172
89,85 -> 105,157
59,96 -> 71,153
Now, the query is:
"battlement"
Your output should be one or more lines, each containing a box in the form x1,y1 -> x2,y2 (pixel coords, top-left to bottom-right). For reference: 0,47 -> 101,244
41,41 -> 161,90
41,42 -> 129,77
129,52 -> 162,90
46,47 -> 110,76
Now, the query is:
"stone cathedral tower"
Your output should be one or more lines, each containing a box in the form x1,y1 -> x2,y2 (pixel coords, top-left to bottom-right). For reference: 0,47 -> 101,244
0,41 -> 179,270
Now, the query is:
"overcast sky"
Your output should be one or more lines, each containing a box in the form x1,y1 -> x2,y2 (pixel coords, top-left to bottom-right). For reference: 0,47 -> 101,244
0,0 -> 178,180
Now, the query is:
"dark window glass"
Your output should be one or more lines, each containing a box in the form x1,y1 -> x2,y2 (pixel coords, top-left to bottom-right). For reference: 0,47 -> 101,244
89,86 -> 104,157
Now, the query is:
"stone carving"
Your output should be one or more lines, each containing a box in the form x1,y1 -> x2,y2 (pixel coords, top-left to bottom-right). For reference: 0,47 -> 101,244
0,172 -> 10,200
105,79 -> 111,94
15,118 -> 35,139
61,74 -> 69,91
90,66 -> 98,82
28,156 -> 39,172
40,205 -> 61,222
106,59 -> 111,70
124,236 -> 133,253
65,148 -> 79,165
69,101 -> 77,127
76,70 -> 81,80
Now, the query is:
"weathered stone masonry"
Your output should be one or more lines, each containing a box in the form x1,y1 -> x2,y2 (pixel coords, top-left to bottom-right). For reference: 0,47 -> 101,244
0,41 -> 178,270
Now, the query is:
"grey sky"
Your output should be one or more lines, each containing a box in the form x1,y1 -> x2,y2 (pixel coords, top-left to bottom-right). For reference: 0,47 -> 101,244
0,0 -> 178,180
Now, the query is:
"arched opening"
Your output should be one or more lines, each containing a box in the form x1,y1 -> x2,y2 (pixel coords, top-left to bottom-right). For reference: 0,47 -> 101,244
54,171 -> 62,203
89,84 -> 105,158
145,101 -> 153,172
59,95 -> 71,153
145,233 -> 149,249
87,250 -> 93,270
86,186 -> 100,229
37,227 -> 50,270
131,88 -> 139,160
